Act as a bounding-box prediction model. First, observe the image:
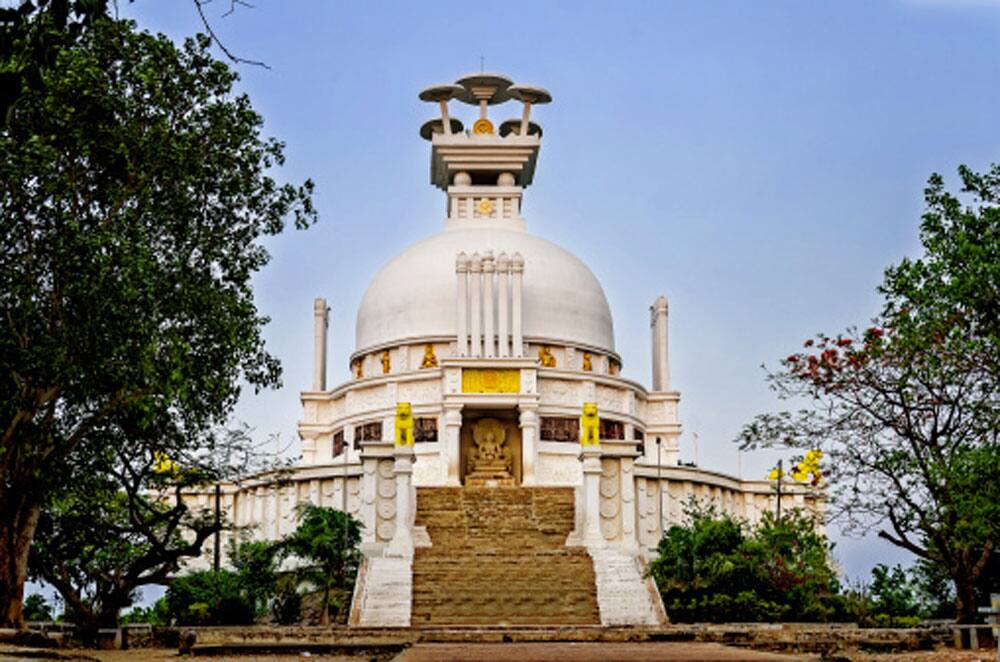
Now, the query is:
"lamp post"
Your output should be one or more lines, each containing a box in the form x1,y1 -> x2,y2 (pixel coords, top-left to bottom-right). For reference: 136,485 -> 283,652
775,459 -> 783,521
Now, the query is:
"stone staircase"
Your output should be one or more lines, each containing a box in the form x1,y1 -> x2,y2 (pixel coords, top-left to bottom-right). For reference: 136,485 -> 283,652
410,487 -> 600,626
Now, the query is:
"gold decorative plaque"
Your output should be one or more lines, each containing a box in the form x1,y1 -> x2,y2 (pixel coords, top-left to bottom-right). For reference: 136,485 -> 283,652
461,368 -> 520,393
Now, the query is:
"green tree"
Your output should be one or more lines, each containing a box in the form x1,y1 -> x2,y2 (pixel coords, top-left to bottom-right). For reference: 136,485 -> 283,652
0,10 -> 315,627
227,538 -> 280,618
281,506 -> 362,626
738,165 -> 1000,623
22,594 -> 53,622
28,448 -> 221,637
869,564 -> 919,626
162,537 -> 280,626
648,504 -> 841,623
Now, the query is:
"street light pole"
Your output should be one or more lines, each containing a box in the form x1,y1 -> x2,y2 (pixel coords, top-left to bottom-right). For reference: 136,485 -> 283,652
776,459 -> 783,521
213,483 -> 221,572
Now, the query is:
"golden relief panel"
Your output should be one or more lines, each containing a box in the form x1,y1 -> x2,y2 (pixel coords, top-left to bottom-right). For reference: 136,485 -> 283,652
461,368 -> 520,393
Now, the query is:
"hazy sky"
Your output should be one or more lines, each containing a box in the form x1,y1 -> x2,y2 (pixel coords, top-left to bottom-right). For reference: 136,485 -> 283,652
117,0 -> 1000,582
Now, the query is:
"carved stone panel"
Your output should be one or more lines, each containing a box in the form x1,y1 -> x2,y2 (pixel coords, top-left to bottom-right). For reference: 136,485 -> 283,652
374,459 -> 396,543
599,458 -> 622,541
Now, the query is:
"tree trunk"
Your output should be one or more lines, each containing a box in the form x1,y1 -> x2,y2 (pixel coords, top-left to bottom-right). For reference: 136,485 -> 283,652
953,574 -> 978,624
320,585 -> 330,626
0,496 -> 42,629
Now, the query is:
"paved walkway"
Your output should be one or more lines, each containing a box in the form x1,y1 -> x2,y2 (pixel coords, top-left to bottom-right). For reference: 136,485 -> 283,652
395,642 -> 808,661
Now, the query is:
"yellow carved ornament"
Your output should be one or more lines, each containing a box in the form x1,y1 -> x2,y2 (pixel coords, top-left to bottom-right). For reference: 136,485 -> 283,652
580,402 -> 600,446
473,118 -> 494,135
476,198 -> 495,216
381,350 -> 391,374
395,402 -> 414,446
420,343 -> 438,368
461,368 -> 520,393
352,359 -> 363,379
538,346 -> 556,368
582,352 -> 593,372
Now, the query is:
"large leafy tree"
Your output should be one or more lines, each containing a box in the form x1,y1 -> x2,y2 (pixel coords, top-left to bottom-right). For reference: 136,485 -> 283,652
28,425 -> 284,636
0,9 -> 315,626
739,165 -> 1000,623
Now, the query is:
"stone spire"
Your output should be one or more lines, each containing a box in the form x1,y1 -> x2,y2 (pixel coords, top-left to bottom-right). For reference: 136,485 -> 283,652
418,73 -> 551,226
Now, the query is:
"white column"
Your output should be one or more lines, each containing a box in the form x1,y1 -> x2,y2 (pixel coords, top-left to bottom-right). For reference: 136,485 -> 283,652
482,251 -> 495,358
511,252 -> 524,357
456,253 -> 469,356
309,479 -> 320,506
312,298 -> 328,391
438,99 -> 452,135
497,253 -> 510,357
519,405 -> 539,485
444,405 -> 463,486
253,487 -> 264,540
301,433 -> 317,465
387,445 -> 415,557
469,253 -> 482,357
650,295 -> 669,391
580,446 -> 604,546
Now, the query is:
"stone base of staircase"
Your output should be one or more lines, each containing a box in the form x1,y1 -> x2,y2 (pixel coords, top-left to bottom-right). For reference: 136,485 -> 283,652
588,546 -> 668,626
351,554 -> 413,627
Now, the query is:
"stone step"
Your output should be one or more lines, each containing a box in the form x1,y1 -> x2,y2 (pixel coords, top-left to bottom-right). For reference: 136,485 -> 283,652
411,486 -> 599,627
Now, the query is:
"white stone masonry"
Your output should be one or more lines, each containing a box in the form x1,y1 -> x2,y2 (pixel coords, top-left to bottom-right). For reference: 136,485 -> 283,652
353,555 -> 412,627
589,547 -> 666,626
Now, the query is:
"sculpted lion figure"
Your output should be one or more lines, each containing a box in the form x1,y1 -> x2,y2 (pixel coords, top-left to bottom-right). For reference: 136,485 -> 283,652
580,402 -> 600,446
395,402 -> 414,446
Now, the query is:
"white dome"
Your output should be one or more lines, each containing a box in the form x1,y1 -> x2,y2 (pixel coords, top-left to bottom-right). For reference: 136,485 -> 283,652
355,225 -> 615,356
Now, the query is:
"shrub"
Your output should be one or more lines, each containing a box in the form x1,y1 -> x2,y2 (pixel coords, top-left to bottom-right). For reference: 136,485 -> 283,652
648,504 -> 841,623
165,570 -> 255,626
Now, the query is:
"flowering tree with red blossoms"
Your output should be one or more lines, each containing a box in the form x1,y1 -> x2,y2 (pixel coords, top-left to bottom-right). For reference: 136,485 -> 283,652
738,165 -> 1000,624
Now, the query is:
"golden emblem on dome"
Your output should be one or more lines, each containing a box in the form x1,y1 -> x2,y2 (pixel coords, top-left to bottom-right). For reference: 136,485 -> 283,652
381,350 -> 391,374
476,198 -> 495,216
582,352 -> 593,372
472,118 -> 494,135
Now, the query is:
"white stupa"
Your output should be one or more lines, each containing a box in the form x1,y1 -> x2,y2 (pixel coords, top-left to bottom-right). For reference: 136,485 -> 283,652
183,72 -> 823,627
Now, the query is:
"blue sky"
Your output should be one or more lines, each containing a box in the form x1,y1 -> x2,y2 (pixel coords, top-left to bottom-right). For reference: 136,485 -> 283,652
115,1 -> 1000,584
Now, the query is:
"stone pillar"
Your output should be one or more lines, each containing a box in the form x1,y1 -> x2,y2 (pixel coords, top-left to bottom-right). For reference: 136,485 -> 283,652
301,432 -> 317,465
483,251 -> 495,358
444,405 -> 463,486
511,253 -> 524,357
518,405 -> 539,485
580,445 -> 604,546
650,296 -> 669,391
387,444 -> 416,557
497,253 -> 510,357
313,298 -> 329,391
456,253 -> 469,356
470,253 -> 482,357
358,454 -> 376,544
309,479 -> 320,506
